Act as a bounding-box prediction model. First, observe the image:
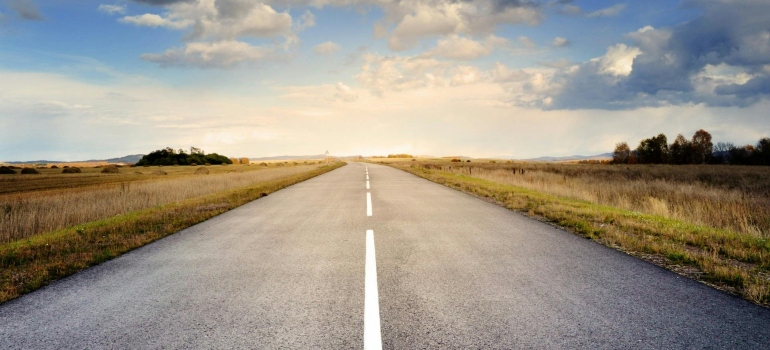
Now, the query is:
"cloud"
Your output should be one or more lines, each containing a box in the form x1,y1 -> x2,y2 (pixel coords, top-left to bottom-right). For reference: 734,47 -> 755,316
558,3 -> 625,18
383,0 -> 542,51
334,82 -> 358,102
4,0 -> 42,20
295,10 -> 315,31
356,53 -> 452,95
118,0 -> 297,68
98,4 -> 126,15
586,4 -> 626,18
313,41 -> 340,55
510,0 -> 770,109
551,36 -> 569,47
120,13 -> 191,29
596,43 -> 640,76
425,35 -> 507,60
140,41 -> 274,68
131,0 -> 194,4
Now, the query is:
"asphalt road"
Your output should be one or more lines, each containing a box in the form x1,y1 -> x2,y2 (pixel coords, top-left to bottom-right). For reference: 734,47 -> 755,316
1,162 -> 769,349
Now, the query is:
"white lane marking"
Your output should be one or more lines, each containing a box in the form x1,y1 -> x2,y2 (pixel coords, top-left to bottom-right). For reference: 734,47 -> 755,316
366,192 -> 372,217
366,174 -> 369,180
366,180 -> 370,190
364,229 -> 383,350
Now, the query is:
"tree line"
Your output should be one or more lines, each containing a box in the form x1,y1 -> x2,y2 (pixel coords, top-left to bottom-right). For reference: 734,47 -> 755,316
613,130 -> 770,165
135,147 -> 232,166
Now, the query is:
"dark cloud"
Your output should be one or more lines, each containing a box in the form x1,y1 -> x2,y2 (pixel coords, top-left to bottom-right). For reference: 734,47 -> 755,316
715,76 -> 770,99
5,0 -> 42,21
546,1 -> 770,110
214,0 -> 253,19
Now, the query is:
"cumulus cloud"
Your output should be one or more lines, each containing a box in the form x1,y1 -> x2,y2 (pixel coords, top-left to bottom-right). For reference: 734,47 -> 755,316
383,0 -> 542,51
4,0 -> 42,20
118,0 -> 298,68
596,43 -> 640,76
520,0 -> 770,109
356,53 -> 452,95
141,41 -> 274,68
98,4 -> 126,15
313,41 -> 340,55
425,35 -> 507,60
551,36 -> 569,47
120,13 -> 191,29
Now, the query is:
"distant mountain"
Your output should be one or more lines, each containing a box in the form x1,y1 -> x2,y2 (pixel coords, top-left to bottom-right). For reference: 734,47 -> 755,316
521,152 -> 613,162
250,154 -> 332,161
104,154 -> 144,164
5,154 -> 145,164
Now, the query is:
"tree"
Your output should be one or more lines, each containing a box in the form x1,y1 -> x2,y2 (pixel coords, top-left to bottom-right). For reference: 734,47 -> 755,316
728,145 -> 754,165
136,147 -> 232,166
669,134 -> 692,164
711,142 -> 733,164
755,137 -> 770,166
612,142 -> 631,164
691,129 -> 713,164
636,133 -> 668,164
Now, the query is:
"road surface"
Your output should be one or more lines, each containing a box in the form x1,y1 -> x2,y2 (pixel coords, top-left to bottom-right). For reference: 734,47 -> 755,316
1,162 -> 769,349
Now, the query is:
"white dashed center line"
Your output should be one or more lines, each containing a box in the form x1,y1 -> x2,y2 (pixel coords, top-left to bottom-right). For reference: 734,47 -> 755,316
366,192 -> 372,217
366,180 -> 370,190
364,229 -> 383,350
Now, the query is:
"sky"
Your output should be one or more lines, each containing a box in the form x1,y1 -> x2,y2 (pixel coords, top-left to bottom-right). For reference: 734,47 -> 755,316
1,0 -> 769,160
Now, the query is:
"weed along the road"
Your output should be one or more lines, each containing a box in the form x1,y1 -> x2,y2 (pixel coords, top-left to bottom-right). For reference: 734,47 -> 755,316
0,162 -> 345,304
378,159 -> 770,307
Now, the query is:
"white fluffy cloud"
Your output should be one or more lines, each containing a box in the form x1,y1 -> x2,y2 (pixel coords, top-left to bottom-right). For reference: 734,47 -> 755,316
120,13 -> 191,29
382,0 -> 542,51
119,0 -> 298,68
596,43 -> 641,77
425,35 -> 507,60
551,36 -> 569,47
313,41 -> 340,55
98,4 -> 126,15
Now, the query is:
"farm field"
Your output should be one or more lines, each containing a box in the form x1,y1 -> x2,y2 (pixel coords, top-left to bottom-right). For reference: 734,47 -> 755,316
375,158 -> 770,306
0,160 -> 325,194
0,161 -> 344,303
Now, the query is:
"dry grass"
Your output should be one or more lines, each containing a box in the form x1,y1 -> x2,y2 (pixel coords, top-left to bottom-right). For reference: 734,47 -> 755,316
397,161 -> 770,237
381,159 -> 770,306
1,165 -> 328,244
0,162 -> 345,303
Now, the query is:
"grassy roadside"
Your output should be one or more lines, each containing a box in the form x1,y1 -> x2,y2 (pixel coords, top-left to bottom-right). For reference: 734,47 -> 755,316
0,162 -> 345,304
386,163 -> 770,307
